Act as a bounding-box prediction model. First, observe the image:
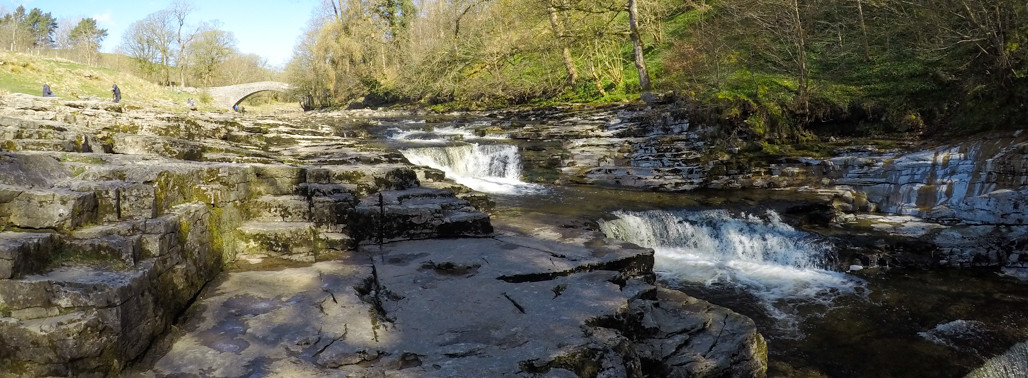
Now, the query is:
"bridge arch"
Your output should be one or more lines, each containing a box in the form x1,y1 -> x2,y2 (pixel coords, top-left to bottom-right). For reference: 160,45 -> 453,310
207,81 -> 293,110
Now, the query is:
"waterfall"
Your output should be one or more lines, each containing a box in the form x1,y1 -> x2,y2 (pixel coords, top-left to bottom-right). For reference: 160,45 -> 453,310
401,144 -> 541,194
599,209 -> 864,323
966,340 -> 1028,378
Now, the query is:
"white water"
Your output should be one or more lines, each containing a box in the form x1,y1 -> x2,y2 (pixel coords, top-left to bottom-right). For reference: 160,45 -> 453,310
598,209 -> 864,326
918,320 -> 985,349
401,144 -> 543,194
967,340 -> 1028,378
388,126 -> 508,143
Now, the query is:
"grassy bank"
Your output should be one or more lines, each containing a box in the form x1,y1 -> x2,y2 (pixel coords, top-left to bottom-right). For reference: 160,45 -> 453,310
0,51 -> 207,111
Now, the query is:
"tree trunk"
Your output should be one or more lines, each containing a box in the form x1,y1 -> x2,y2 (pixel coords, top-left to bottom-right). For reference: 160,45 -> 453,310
547,0 -> 578,86
590,60 -> 607,97
791,0 -> 809,116
855,0 -> 871,61
628,0 -> 651,92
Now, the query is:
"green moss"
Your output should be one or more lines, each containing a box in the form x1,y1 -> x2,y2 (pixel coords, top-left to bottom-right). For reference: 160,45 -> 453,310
2,140 -> 18,151
333,169 -> 367,184
154,171 -> 190,214
178,218 -> 192,247
201,206 -> 226,264
49,249 -> 131,271
59,154 -> 106,164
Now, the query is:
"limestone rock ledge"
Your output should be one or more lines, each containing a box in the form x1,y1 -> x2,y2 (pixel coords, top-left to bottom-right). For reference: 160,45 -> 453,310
0,95 -> 493,376
136,233 -> 766,377
1,96 -> 767,377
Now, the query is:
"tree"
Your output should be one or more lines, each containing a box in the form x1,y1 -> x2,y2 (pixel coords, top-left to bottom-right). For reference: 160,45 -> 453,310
170,1 -> 198,87
375,0 -> 416,42
627,0 -> 652,91
220,53 -> 272,85
2,6 -> 32,51
54,17 -> 77,50
122,11 -> 176,83
69,18 -> 108,65
546,0 -> 578,86
25,8 -> 57,48
188,28 -> 235,86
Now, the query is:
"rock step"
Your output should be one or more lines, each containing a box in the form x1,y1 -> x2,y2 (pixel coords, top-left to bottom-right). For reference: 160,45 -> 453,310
0,260 -> 153,319
353,188 -> 493,243
0,186 -> 98,231
64,234 -> 142,267
236,221 -> 323,262
248,195 -> 312,222
1,138 -> 86,153
67,180 -> 157,223
248,194 -> 354,225
321,232 -> 353,251
0,232 -> 56,279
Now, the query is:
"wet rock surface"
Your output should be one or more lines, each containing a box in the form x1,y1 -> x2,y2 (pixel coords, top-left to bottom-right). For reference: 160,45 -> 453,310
1,95 -> 767,376
450,106 -> 1028,270
136,229 -> 764,377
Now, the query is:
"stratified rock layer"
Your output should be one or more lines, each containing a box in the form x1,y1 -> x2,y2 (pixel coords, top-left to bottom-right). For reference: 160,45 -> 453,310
0,94 -> 767,377
140,232 -> 764,377
0,94 -> 493,376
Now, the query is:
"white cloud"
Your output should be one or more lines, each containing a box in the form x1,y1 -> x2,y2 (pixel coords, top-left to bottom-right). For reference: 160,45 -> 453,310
93,11 -> 113,26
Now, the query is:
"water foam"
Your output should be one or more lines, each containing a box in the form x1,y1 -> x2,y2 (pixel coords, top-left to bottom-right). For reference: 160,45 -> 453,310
598,209 -> 864,326
388,126 -> 508,143
401,144 -> 542,194
918,319 -> 985,349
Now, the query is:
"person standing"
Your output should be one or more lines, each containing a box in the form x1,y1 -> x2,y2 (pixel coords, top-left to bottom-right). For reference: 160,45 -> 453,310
112,84 -> 121,103
42,83 -> 54,97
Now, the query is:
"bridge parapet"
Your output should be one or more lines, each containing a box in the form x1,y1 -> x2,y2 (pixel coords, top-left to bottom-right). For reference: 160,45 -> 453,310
207,81 -> 292,109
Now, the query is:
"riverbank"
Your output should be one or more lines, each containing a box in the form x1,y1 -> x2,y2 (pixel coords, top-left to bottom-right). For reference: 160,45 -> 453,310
2,93 -> 1026,376
0,93 -> 766,376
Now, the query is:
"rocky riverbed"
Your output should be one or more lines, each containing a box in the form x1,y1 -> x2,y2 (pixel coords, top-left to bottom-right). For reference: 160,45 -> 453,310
0,95 -> 766,377
2,94 -> 1026,377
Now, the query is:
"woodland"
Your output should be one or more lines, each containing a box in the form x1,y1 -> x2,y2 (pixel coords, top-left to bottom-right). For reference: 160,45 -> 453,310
4,0 -> 1027,139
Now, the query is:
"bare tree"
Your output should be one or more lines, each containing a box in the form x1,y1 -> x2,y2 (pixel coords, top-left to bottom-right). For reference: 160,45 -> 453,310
188,27 -> 235,86
122,10 -> 175,84
547,0 -> 578,86
170,1 -> 197,87
628,0 -> 652,91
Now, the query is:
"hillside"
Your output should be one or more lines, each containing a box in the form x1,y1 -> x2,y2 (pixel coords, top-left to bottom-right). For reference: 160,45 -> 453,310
0,50 -> 203,110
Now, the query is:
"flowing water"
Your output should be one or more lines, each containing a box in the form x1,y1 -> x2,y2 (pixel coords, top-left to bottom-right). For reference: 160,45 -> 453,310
400,144 -> 543,194
364,113 -> 1028,378
385,122 -> 543,194
598,209 -> 865,332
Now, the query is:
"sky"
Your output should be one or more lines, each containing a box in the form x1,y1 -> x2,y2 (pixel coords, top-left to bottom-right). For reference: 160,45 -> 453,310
1,0 -> 323,68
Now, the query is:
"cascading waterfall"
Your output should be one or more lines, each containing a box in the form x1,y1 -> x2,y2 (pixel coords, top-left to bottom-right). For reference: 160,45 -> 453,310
388,126 -> 509,143
401,143 -> 542,194
599,209 -> 864,326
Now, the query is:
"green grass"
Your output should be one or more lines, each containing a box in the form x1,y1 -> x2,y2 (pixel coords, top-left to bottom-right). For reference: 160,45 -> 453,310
0,50 -> 212,111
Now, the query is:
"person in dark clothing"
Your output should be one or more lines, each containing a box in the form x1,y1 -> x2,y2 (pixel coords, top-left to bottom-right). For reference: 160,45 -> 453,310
112,84 -> 121,103
42,83 -> 54,97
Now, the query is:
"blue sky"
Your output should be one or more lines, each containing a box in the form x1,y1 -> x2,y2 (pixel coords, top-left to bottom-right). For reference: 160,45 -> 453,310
1,0 -> 322,68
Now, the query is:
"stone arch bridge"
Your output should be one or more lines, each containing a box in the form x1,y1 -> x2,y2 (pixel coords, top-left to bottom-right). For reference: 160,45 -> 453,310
208,81 -> 292,109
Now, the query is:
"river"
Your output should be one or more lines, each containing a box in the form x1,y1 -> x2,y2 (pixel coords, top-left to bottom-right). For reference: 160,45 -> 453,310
347,109 -> 1028,377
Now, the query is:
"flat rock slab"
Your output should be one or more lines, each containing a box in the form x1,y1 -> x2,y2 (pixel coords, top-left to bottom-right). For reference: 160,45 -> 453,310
138,235 -> 654,377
